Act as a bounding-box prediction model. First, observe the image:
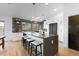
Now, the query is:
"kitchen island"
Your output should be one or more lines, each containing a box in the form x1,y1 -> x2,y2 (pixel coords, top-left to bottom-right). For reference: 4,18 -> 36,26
23,32 -> 58,56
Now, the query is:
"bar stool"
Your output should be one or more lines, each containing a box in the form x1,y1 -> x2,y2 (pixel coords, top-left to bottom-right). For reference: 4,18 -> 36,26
22,33 -> 27,46
26,38 -> 35,54
30,40 -> 43,56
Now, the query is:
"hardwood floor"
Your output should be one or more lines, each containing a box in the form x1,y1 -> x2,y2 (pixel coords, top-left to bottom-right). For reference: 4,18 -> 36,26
0,41 -> 28,56
0,41 -> 79,56
58,43 -> 79,56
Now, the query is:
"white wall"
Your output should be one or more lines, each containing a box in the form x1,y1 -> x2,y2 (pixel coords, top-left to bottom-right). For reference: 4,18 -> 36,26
0,3 -> 24,41
44,12 -> 64,42
0,16 -> 23,41
63,3 -> 79,48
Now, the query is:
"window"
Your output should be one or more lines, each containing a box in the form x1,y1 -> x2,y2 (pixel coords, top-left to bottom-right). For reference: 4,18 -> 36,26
0,21 -> 4,36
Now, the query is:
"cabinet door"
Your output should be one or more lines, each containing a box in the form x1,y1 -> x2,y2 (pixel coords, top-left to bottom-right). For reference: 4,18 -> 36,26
69,15 -> 79,51
22,22 -> 31,31
49,23 -> 57,35
12,18 -> 22,32
43,36 -> 58,56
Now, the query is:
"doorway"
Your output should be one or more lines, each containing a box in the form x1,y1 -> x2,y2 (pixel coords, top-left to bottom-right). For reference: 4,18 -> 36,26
49,23 -> 57,35
69,15 -> 79,51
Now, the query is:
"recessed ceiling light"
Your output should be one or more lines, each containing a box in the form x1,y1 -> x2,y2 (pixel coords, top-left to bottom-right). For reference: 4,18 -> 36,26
45,3 -> 48,5
53,9 -> 57,11
32,17 -> 34,18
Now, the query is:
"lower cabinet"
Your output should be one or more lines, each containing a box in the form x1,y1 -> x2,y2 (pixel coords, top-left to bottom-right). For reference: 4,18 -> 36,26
43,35 -> 58,56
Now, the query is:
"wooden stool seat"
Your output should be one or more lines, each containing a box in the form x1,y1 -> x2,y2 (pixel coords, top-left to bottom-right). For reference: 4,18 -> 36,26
30,40 -> 43,56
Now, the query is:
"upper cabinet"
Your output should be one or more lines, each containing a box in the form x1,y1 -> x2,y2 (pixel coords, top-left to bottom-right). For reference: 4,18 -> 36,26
32,22 -> 42,32
22,22 -> 31,31
12,18 -> 22,32
12,17 -> 44,32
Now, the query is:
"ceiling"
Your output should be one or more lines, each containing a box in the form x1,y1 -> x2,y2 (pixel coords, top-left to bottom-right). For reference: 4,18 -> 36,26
0,3 -> 64,22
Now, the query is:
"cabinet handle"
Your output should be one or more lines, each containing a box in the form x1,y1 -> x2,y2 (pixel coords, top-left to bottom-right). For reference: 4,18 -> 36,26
51,40 -> 54,44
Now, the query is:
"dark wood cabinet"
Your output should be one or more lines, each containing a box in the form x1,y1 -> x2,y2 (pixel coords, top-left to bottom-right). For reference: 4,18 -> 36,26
49,23 -> 57,35
12,18 -> 22,32
43,35 -> 58,56
12,18 -> 44,32
69,15 -> 79,51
